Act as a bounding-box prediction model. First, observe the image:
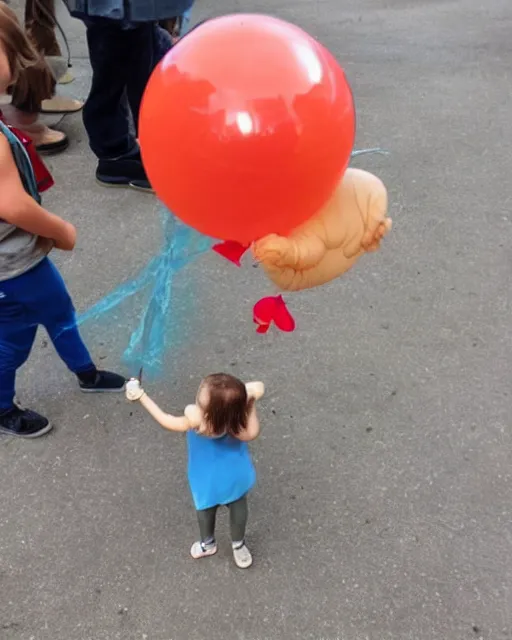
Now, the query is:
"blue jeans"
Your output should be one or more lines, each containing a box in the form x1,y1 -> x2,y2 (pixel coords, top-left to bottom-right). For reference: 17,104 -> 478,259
82,18 -> 172,159
0,258 -> 94,408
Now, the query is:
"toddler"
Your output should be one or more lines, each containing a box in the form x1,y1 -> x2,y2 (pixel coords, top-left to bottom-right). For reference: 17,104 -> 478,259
126,373 -> 264,569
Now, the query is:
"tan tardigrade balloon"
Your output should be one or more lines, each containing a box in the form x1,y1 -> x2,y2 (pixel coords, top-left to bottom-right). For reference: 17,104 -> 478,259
252,168 -> 392,292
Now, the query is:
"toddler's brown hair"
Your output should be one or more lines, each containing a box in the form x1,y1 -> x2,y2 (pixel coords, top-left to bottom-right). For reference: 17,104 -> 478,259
199,373 -> 255,437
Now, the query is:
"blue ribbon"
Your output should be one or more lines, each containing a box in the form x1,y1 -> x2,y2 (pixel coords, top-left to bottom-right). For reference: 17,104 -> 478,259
76,209 -> 212,378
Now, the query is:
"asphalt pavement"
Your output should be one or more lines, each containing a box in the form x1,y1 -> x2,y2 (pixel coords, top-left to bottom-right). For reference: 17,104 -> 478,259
1,1 -> 512,639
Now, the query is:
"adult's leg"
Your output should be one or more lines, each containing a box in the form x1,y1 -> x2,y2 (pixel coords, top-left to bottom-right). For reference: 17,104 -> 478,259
191,505 -> 218,559
5,4 -> 68,154
82,19 -> 134,160
83,19 -> 152,190
159,8 -> 193,45
125,23 -> 171,137
24,0 -> 81,107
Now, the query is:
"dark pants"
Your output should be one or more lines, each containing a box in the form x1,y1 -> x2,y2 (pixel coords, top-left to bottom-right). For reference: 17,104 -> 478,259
82,19 -> 172,159
0,259 -> 94,408
196,495 -> 248,544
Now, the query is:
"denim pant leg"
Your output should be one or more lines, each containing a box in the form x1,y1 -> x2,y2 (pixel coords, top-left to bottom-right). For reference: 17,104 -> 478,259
0,300 -> 38,409
0,259 -> 94,408
23,259 -> 94,374
37,261 -> 95,374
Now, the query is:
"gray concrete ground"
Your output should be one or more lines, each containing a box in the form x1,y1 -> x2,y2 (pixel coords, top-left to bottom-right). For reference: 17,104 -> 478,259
1,0 -> 512,638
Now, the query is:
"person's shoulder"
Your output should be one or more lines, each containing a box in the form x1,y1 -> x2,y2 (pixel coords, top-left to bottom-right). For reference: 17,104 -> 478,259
0,130 -> 11,156
0,131 -> 16,175
188,427 -> 215,438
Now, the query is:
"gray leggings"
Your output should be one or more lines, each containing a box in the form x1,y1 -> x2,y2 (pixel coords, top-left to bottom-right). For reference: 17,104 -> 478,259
196,495 -> 248,543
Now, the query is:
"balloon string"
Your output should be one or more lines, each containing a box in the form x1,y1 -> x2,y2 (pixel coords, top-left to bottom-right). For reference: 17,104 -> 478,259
351,147 -> 389,158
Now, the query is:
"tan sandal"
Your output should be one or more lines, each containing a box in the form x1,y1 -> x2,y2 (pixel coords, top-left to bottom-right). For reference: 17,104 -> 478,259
58,70 -> 75,85
31,125 -> 69,154
19,122 -> 68,155
40,96 -> 83,114
0,104 -> 68,154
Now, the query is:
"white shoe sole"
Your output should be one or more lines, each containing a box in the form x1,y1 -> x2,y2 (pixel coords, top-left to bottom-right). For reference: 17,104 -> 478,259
79,386 -> 125,394
233,547 -> 253,569
190,543 -> 218,559
95,178 -> 154,193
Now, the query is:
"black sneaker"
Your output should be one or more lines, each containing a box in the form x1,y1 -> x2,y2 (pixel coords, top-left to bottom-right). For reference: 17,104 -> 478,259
0,407 -> 53,438
78,369 -> 126,393
96,152 -> 153,192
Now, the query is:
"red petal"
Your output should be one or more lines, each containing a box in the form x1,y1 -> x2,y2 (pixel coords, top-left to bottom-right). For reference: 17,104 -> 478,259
255,323 -> 270,334
273,295 -> 296,332
253,296 -> 278,334
253,296 -> 276,324
252,295 -> 295,334
212,240 -> 249,266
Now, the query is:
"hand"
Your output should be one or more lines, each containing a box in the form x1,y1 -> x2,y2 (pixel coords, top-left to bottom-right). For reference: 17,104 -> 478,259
252,234 -> 295,267
184,404 -> 202,428
246,381 -> 265,400
126,378 -> 145,402
54,221 -> 76,251
361,218 -> 392,253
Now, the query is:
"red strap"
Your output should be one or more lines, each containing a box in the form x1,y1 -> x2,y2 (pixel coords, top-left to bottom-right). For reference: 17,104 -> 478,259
0,112 -> 54,193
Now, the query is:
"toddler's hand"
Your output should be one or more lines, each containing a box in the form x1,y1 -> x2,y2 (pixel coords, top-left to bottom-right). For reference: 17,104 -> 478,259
246,381 -> 265,400
126,378 -> 145,402
184,404 -> 202,428
54,221 -> 76,251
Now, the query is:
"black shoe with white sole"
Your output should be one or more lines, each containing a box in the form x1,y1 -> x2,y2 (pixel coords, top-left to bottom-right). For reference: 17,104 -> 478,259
0,407 -> 53,438
77,368 -> 126,393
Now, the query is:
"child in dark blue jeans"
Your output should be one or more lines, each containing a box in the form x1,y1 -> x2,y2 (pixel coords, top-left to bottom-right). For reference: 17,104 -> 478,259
0,4 -> 125,438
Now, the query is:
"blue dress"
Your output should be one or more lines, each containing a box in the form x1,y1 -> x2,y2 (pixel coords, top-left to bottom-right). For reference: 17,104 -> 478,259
186,430 -> 256,511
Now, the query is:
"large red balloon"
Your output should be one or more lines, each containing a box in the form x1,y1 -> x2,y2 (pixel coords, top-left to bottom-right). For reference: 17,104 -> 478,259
140,14 -> 355,244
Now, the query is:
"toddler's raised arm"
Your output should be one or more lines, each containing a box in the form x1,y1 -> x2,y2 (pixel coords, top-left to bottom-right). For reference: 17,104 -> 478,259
126,379 -> 191,433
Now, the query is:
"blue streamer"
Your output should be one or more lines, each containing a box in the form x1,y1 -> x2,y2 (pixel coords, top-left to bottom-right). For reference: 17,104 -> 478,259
76,209 -> 212,378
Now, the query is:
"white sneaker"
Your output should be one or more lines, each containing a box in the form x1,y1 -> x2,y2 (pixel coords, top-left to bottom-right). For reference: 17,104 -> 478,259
232,543 -> 253,569
190,541 -> 217,559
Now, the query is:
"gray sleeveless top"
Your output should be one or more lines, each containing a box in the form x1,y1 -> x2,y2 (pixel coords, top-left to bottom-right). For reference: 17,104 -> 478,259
0,121 -> 52,282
